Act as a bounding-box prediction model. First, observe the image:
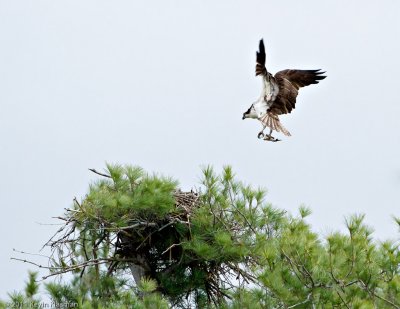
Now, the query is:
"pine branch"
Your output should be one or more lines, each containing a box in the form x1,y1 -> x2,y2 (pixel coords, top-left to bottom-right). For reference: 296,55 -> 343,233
287,293 -> 312,308
359,280 -> 400,309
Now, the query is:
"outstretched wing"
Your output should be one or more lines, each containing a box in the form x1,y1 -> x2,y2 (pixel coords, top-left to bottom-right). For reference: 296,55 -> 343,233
255,39 -> 279,102
255,39 -> 267,76
268,69 -> 326,115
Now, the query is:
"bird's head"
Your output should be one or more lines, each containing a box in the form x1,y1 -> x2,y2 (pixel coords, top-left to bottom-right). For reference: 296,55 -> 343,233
242,104 -> 257,120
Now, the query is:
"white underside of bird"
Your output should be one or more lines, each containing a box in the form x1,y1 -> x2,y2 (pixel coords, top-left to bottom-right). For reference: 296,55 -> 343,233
246,77 -> 291,139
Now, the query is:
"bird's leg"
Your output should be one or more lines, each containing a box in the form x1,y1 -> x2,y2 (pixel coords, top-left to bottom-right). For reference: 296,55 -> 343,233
257,125 -> 266,139
264,129 -> 281,142
266,128 -> 273,139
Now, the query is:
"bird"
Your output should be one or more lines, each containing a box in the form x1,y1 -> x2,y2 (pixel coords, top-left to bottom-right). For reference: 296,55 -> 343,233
242,39 -> 326,142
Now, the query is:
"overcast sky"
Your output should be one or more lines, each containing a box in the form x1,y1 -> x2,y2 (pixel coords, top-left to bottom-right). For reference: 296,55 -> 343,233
1,0 -> 399,298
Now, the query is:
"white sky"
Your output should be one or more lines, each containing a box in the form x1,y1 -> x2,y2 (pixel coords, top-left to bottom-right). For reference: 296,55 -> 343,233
1,0 -> 399,298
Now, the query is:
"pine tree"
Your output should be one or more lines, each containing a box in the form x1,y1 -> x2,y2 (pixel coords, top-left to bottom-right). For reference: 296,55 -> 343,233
4,165 -> 400,308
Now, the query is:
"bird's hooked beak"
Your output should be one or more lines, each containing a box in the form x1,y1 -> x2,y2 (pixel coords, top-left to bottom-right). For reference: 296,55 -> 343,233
243,105 -> 253,120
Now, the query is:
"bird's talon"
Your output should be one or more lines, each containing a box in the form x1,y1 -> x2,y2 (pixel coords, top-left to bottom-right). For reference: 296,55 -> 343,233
257,132 -> 265,139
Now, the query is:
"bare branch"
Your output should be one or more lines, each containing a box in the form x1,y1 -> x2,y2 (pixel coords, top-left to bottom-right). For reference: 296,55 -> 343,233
89,168 -> 112,178
13,248 -> 50,259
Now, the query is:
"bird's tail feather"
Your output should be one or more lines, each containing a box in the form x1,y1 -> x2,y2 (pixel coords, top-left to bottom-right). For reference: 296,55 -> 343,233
260,113 -> 291,136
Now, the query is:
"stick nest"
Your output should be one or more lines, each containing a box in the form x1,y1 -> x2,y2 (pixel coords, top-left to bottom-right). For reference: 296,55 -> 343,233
42,167 -> 256,306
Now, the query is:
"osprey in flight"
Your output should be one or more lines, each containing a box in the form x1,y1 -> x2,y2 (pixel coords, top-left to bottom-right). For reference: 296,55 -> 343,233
242,39 -> 326,142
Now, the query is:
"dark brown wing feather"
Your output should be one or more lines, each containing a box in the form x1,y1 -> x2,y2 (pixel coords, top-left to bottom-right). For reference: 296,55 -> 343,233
255,39 -> 267,76
268,69 -> 326,115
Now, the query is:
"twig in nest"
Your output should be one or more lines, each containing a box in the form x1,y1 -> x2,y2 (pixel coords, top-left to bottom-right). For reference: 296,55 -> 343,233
162,243 -> 183,255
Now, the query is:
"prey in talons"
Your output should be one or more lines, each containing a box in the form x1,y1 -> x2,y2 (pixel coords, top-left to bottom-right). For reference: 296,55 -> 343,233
257,128 -> 281,142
